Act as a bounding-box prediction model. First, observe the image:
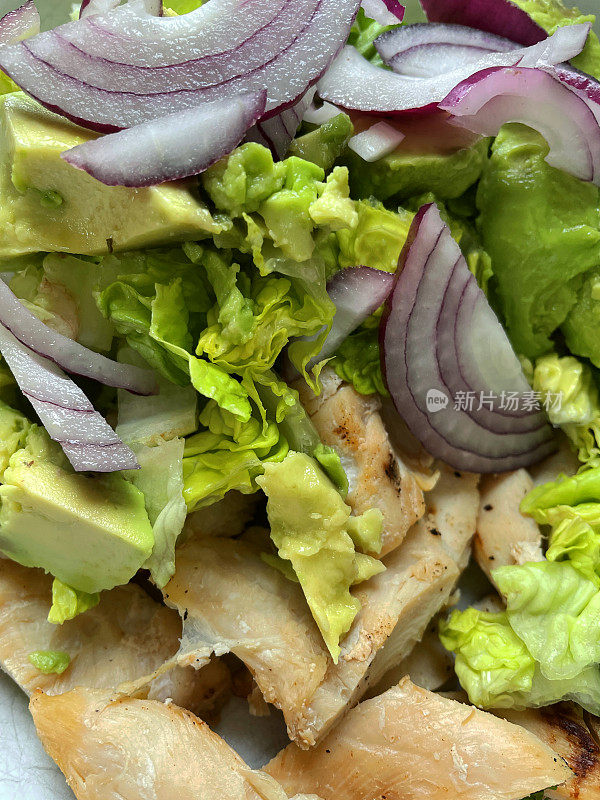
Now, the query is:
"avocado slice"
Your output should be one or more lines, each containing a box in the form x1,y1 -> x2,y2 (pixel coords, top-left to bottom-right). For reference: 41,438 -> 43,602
0,93 -> 228,259
0,451 -> 154,594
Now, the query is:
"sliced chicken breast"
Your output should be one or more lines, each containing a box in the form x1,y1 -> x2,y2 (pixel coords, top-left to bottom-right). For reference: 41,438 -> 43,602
294,369 -> 425,556
366,622 -> 454,696
29,686 -> 303,800
296,519 -> 459,746
474,470 -> 543,585
500,704 -> 600,800
529,435 -> 580,487
0,560 -> 229,713
424,463 -> 480,569
266,677 -> 572,800
164,523 -> 457,748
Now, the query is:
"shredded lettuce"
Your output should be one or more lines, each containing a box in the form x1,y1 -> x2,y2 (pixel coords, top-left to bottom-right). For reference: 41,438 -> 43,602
48,578 -> 100,625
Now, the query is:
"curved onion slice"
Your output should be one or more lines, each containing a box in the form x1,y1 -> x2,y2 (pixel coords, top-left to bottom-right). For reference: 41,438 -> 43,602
380,204 -> 555,472
303,99 -> 342,124
440,65 -> 600,184
0,324 -> 138,472
361,0 -> 404,25
246,88 -> 316,160
348,120 -> 405,160
63,90 -> 266,186
420,0 -> 545,46
80,0 -> 162,18
376,22 -> 517,77
0,278 -> 156,394
0,0 -> 360,132
0,1 -> 39,45
310,267 -> 395,364
317,24 -> 588,114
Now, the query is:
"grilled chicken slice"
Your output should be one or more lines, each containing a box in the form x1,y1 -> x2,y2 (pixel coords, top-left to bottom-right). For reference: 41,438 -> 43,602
266,677 -> 571,800
474,470 -> 543,585
500,704 -> 600,800
164,524 -> 457,748
0,560 -> 230,713
294,368 -> 425,556
29,686 -> 307,800
182,491 -> 259,541
163,536 -> 330,736
424,463 -> 480,569
366,622 -> 453,696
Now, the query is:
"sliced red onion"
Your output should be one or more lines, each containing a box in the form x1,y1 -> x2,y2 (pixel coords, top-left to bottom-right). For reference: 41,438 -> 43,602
0,278 -> 156,394
361,0 -> 404,25
0,0 -> 360,132
310,267 -> 395,364
303,99 -> 342,124
440,66 -> 600,184
380,203 -> 555,472
317,24 -> 588,114
348,120 -> 405,160
63,90 -> 266,186
0,323 -> 138,472
376,22 -> 517,77
245,88 -> 316,161
80,0 -> 162,19
0,1 -> 40,45
420,0 -> 545,46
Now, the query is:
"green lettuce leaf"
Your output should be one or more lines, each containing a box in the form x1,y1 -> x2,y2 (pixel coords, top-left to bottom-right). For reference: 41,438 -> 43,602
439,608 -> 536,707
477,123 -> 600,358
494,560 -> 600,681
125,438 -> 187,589
182,399 -> 289,510
545,510 -> 600,586
48,578 -> 100,625
256,451 -> 384,661
532,354 -> 600,467
28,650 -> 70,675
440,606 -> 600,714
332,324 -> 388,397
521,466 -> 600,516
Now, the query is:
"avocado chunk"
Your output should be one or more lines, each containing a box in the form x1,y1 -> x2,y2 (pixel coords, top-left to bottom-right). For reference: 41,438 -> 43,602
0,93 -> 227,260
341,134 -> 489,202
0,451 -> 154,594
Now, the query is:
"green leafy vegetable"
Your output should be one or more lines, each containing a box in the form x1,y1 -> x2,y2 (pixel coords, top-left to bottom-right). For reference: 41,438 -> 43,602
494,560 -> 600,681
125,438 -> 187,589
48,578 -> 100,625
28,650 -> 70,675
333,325 -> 388,397
347,7 -> 400,66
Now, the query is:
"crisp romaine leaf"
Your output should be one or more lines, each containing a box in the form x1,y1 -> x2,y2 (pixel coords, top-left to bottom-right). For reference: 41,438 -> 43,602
47,578 -> 100,625
182,399 -> 289,510
28,650 -> 70,675
521,466 -> 600,516
440,608 -> 536,707
546,510 -> 600,586
440,606 -> 600,715
257,451 -> 384,661
494,560 -> 600,681
333,325 -> 388,397
125,438 -> 187,589
532,353 -> 600,466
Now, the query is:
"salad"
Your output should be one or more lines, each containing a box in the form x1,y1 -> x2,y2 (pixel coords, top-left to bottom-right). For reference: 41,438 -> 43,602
2,0 -> 600,796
